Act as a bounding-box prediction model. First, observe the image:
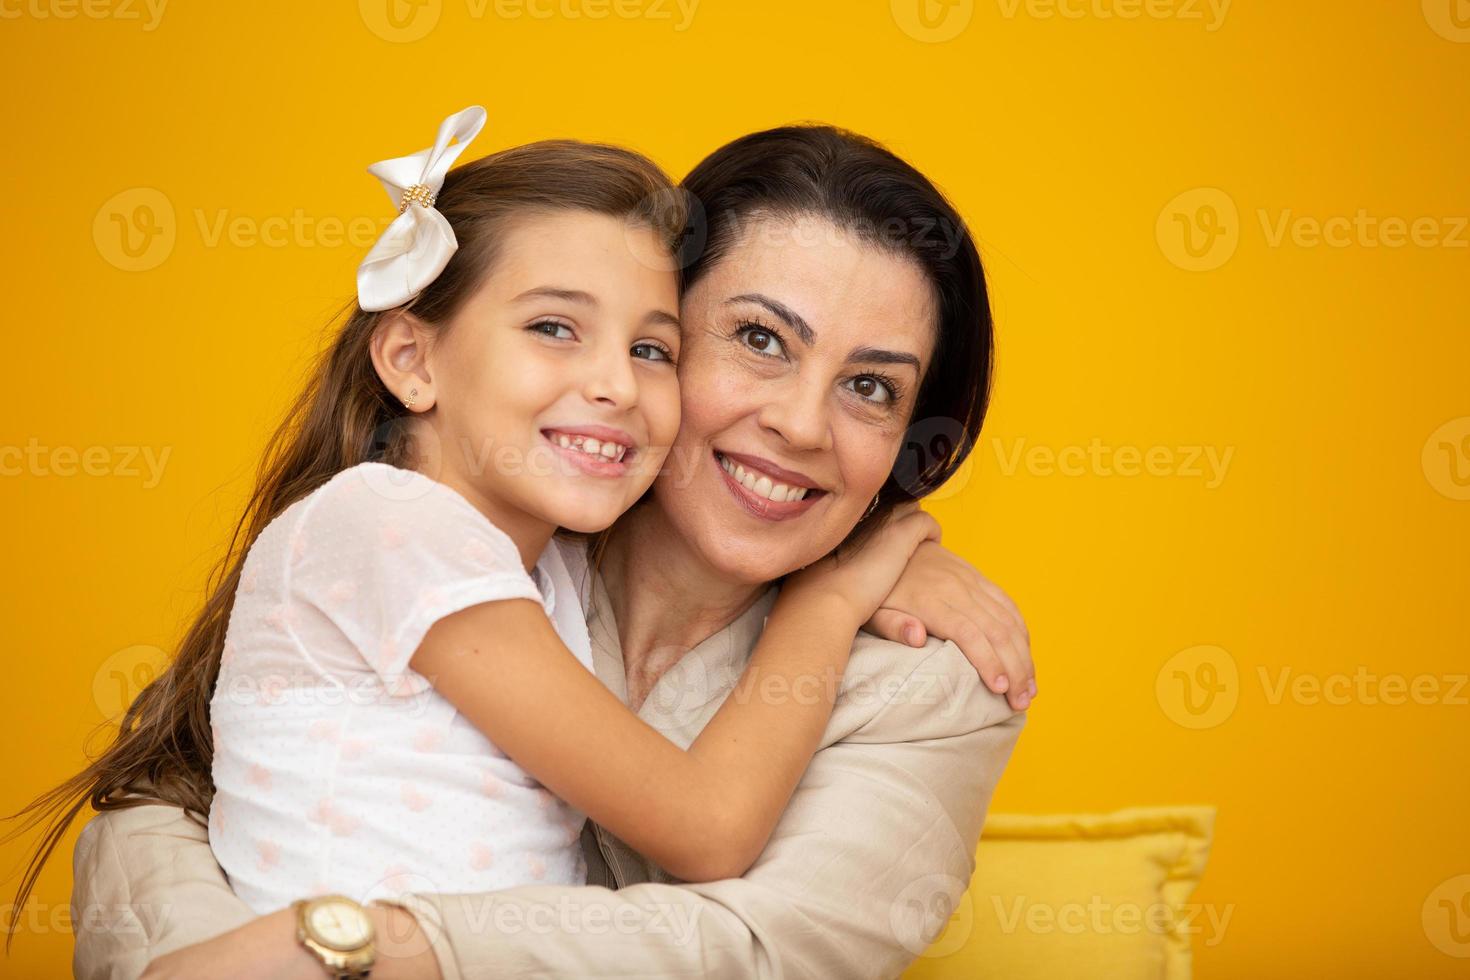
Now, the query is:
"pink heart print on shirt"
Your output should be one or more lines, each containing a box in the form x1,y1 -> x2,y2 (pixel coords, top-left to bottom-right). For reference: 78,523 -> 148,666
256,838 -> 281,872
469,842 -> 494,871
400,782 -> 432,812
326,578 -> 357,607
309,797 -> 361,837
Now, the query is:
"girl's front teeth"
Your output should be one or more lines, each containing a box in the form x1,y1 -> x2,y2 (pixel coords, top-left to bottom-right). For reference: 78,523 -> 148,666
555,433 -> 627,463
718,454 -> 810,503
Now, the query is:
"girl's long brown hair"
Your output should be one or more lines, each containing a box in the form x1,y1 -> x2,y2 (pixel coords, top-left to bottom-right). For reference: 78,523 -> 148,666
3,137 -> 683,946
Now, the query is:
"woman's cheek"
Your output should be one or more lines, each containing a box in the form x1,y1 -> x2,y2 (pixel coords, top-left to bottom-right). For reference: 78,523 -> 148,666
842,424 -> 903,499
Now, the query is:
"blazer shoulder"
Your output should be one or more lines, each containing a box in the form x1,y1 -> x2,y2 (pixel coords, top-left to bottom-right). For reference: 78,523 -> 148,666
837,630 -> 1024,742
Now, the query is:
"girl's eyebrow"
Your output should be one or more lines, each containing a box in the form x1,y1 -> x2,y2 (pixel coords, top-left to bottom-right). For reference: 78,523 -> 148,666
645,309 -> 681,331
513,286 -> 596,305
514,285 -> 679,331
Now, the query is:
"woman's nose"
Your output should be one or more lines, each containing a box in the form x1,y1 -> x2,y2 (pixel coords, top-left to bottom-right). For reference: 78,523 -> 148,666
756,376 -> 832,452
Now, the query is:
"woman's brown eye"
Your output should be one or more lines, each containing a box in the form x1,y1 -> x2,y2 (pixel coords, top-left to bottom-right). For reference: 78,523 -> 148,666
735,323 -> 786,358
854,379 -> 876,397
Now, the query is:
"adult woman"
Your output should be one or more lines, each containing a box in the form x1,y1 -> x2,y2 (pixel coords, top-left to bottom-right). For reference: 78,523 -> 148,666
68,124 -> 1033,979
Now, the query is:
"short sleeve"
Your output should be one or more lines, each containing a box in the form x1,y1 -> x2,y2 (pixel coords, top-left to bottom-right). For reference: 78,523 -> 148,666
287,463 -> 545,692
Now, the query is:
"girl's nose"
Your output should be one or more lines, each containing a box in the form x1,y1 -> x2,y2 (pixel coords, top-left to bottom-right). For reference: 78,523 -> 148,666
583,343 -> 640,408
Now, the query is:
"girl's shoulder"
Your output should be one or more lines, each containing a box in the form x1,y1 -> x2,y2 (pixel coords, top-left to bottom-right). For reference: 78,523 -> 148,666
289,462 -> 524,566
308,461 -> 479,521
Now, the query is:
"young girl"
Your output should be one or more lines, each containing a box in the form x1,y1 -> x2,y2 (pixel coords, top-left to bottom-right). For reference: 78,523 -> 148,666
201,104 -> 940,935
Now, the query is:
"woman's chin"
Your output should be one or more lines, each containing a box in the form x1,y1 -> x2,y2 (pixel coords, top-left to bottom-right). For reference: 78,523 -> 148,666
695,532 -> 814,587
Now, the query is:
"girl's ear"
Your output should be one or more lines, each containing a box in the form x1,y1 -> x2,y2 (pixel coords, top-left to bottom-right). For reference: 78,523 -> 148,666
370,311 -> 437,412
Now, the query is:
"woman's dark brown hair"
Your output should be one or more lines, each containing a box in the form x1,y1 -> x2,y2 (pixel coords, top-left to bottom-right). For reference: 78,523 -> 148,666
2,138 -> 682,946
675,125 -> 994,552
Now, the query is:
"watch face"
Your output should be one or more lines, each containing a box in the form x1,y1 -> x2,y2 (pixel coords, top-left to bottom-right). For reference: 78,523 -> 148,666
307,898 -> 372,951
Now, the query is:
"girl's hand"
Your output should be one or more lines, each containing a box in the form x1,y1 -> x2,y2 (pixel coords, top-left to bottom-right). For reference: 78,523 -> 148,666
780,502 -> 942,630
864,539 -> 1035,711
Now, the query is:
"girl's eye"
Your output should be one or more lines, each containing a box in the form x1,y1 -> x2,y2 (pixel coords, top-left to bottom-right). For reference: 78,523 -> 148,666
631,342 -> 674,363
529,320 -> 575,341
737,323 -> 786,359
845,375 -> 899,405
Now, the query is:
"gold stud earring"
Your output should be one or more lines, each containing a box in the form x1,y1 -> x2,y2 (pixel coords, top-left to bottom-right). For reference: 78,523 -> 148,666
403,387 -> 418,409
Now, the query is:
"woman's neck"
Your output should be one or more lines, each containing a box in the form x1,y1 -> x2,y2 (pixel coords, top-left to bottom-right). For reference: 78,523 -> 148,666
598,504 -> 768,708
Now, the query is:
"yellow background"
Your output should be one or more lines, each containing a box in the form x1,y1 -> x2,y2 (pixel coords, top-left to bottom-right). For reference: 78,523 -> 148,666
2,0 -> 1467,976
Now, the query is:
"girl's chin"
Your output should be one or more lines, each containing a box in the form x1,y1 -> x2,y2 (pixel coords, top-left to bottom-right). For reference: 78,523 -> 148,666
541,509 -> 622,536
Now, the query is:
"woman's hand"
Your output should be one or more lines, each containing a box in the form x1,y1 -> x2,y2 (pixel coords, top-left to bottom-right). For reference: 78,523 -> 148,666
780,502 -> 942,630
139,907 -> 317,980
140,902 -> 439,980
864,539 -> 1035,711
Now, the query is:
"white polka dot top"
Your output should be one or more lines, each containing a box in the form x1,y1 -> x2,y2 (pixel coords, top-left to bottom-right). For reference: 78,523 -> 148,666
207,462 -> 595,914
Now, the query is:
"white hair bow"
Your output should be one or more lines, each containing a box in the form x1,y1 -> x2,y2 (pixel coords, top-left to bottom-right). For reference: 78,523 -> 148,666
356,105 -> 488,312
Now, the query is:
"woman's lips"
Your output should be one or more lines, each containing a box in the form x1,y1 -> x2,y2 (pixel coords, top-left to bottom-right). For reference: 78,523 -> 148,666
713,450 -> 825,521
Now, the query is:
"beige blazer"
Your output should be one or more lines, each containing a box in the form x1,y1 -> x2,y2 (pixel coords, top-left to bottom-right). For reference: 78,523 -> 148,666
71,570 -> 1024,980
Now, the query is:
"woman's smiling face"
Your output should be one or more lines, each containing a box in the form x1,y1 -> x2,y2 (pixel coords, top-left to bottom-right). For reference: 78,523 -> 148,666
653,213 -> 938,584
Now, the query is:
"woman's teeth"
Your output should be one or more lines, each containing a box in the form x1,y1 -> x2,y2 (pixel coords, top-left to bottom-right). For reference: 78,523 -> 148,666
553,433 -> 627,463
718,453 -> 810,503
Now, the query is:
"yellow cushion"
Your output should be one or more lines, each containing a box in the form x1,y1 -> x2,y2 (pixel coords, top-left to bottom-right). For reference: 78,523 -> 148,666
903,806 -> 1217,980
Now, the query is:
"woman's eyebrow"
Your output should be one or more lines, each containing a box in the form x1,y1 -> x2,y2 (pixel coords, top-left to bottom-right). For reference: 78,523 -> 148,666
846,346 -> 920,371
725,293 -> 815,345
728,293 -> 919,369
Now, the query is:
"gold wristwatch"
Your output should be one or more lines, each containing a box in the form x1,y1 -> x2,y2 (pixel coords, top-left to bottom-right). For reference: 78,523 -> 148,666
293,894 -> 377,979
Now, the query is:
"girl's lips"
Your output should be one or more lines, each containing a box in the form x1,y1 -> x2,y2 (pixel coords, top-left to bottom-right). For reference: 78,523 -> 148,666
713,450 -> 825,521
541,431 -> 634,478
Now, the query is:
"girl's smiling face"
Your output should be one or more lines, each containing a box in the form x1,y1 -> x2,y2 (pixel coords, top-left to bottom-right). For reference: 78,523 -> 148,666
375,208 -> 682,536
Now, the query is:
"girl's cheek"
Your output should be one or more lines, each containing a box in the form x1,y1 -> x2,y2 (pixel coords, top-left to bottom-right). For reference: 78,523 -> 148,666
651,380 -> 682,447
